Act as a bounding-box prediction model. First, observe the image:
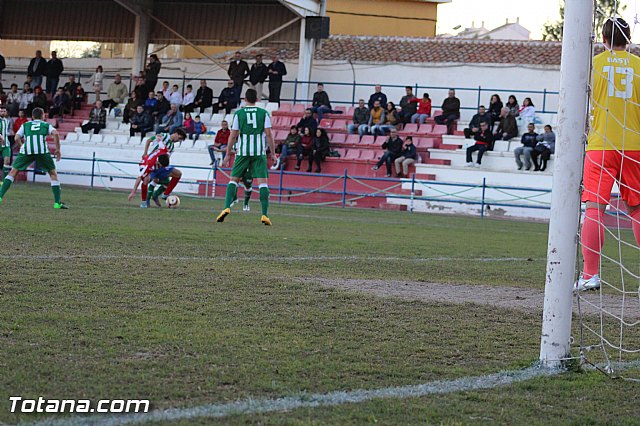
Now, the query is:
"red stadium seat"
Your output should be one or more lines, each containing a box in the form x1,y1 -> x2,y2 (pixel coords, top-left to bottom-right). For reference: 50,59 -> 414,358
331,133 -> 347,144
374,135 -> 387,146
360,135 -> 375,145
414,138 -> 436,149
359,150 -> 376,161
346,106 -> 356,116
344,149 -> 361,160
431,124 -> 449,135
291,104 -> 305,113
278,103 -> 292,112
345,134 -> 360,145
332,119 -> 349,130
401,123 -> 419,134
319,118 -> 333,128
332,148 -> 347,157
418,123 -> 433,134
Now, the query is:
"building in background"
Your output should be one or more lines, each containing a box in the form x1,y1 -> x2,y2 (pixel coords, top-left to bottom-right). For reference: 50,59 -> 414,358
445,18 -> 531,41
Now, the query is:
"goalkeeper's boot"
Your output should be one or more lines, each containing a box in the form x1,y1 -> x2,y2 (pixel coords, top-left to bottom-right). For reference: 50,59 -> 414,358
53,202 -> 69,209
574,274 -> 601,292
261,215 -> 272,226
216,208 -> 231,223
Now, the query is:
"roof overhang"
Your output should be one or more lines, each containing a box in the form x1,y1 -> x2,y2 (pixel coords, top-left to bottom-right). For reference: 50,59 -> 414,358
277,0 -> 321,17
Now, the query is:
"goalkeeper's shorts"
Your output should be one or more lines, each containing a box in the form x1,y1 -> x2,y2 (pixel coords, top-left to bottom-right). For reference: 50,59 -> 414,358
582,150 -> 640,206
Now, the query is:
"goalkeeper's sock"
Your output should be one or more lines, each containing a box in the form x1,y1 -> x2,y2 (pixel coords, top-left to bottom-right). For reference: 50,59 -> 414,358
141,182 -> 148,202
163,175 -> 181,196
224,181 -> 238,209
0,175 -> 14,198
259,184 -> 270,216
581,208 -> 605,279
244,187 -> 253,206
629,208 -> 640,246
51,181 -> 62,204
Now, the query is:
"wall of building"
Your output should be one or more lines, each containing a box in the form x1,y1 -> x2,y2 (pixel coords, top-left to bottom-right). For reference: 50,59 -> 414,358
0,40 -> 51,58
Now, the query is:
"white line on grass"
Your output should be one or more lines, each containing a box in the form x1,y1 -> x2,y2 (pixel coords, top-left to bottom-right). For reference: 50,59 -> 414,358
23,366 -> 560,426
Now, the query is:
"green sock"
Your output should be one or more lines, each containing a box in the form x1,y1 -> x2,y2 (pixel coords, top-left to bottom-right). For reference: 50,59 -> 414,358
51,182 -> 61,204
153,185 -> 166,198
224,182 -> 237,209
1,166 -> 8,181
259,186 -> 269,216
147,185 -> 154,203
0,176 -> 13,198
244,188 -> 252,206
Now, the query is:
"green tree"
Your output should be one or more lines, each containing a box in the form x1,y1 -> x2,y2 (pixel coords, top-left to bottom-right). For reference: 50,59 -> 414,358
542,0 -> 627,41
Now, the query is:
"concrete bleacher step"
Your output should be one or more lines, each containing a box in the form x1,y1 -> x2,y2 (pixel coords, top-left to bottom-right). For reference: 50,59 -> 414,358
427,148 -> 553,172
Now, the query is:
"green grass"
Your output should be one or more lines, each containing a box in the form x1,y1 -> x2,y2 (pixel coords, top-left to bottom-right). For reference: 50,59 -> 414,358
0,184 -> 639,425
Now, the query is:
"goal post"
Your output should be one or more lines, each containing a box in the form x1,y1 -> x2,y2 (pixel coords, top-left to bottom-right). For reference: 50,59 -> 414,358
539,0 -> 594,368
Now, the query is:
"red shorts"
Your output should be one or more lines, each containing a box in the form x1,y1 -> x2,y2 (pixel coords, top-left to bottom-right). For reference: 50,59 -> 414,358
582,150 -> 640,206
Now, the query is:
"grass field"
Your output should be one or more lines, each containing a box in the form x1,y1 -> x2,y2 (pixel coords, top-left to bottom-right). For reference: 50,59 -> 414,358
1,184 -> 639,425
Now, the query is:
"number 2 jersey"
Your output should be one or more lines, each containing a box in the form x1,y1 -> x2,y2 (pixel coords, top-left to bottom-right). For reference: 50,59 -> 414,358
588,49 -> 640,151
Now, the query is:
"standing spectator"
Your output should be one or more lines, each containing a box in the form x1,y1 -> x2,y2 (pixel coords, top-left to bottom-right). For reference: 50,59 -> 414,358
505,95 -> 519,117
45,51 -> 64,95
267,55 -> 287,104
81,100 -> 107,134
377,102 -> 401,135
309,83 -> 342,122
102,73 -> 128,110
6,84 -> 21,117
463,105 -> 492,139
296,108 -> 318,135
488,94 -> 503,129
249,54 -> 268,100
228,51 -> 249,105
307,128 -> 330,173
181,84 -> 195,113
212,80 -> 238,114
155,103 -> 182,134
168,84 -> 183,106
123,91 -> 142,124
86,65 -> 104,101
72,85 -> 85,111
348,99 -> 370,137
272,126 -> 301,170
433,89 -> 460,135
133,74 -> 147,101
367,85 -> 387,109
531,125 -> 556,171
517,97 -> 536,134
394,136 -> 417,178
0,52 -> 5,81
465,122 -> 493,167
19,83 -> 34,113
152,92 -> 170,124
494,107 -> 518,141
27,50 -> 46,89
31,86 -> 47,114
194,80 -> 213,113
129,105 -> 153,140
399,86 -> 417,124
368,100 -> 386,137
410,93 -> 432,124
207,119 -> 230,165
514,122 -> 538,170
63,75 -> 79,99
48,88 -> 70,119
145,54 -> 161,92
372,128 -> 403,177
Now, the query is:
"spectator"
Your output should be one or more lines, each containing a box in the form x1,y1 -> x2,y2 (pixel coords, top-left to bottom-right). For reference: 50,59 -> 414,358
296,108 -> 318,135
102,73 -> 128,111
465,121 -> 493,167
207,119 -> 230,165
463,105 -> 492,139
310,83 -> 342,121
81,100 -> 107,134
368,84 -> 387,109
249,54 -> 268,100
45,51 -> 64,95
194,80 -> 214,113
129,105 -> 153,139
296,127 -> 313,170
410,93 -> 432,124
145,54 -> 161,92
517,97 -> 536,134
181,84 -> 195,113
212,80 -> 238,114
13,110 -> 28,135
189,114 -> 207,145
123,91 -> 142,124
505,95 -> 519,117
372,128 -> 403,177
267,54 -> 287,104
48,88 -> 70,119
155,103 -> 183,134
183,111 -> 194,136
133,74 -> 147,101
514,122 -> 538,170
377,102 -> 401,135
143,90 -> 157,113
161,81 -> 171,99
27,50 -> 46,88
31,86 -> 47,113
86,65 -> 104,101
6,84 -> 21,117
24,75 -> 33,88
272,126 -> 301,170
348,99 -> 370,137
72,85 -> 85,111
368,100 -> 386,136
307,128 -> 330,173
488,94 -> 503,129
63,75 -> 79,99
394,136 -> 417,178
19,83 -> 34,113
0,52 -> 5,81
494,107 -> 518,141
152,91 -> 171,123
532,125 -> 556,171
228,51 -> 249,105
433,89 -> 460,135
399,86 -> 417,124
168,84 -> 183,106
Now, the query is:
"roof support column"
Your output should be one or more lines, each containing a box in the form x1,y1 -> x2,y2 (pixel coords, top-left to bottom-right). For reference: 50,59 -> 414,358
132,10 -> 151,76
297,18 -> 315,103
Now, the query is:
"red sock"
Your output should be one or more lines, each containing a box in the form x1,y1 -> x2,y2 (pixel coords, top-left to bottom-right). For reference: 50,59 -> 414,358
629,208 -> 640,246
163,175 -> 181,196
581,208 -> 605,278
141,182 -> 148,201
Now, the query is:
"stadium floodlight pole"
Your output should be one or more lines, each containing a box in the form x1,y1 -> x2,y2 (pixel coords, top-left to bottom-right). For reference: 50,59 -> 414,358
539,0 -> 593,368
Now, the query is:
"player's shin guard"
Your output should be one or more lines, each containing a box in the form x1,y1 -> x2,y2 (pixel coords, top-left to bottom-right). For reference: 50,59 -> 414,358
259,184 -> 269,216
51,181 -> 62,204
581,208 -> 605,279
629,208 -> 640,246
224,181 -> 238,208
0,174 -> 14,198
163,176 -> 180,196
141,182 -> 148,201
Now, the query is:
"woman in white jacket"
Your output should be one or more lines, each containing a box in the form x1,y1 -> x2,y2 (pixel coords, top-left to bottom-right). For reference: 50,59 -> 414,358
517,97 -> 536,134
87,65 -> 104,101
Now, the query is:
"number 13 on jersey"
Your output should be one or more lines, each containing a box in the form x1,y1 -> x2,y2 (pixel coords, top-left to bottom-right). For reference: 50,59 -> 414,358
602,65 -> 634,99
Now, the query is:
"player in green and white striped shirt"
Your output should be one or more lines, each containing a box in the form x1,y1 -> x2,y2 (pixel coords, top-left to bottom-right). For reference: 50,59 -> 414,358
216,88 -> 276,225
0,106 -> 12,181
0,107 -> 67,209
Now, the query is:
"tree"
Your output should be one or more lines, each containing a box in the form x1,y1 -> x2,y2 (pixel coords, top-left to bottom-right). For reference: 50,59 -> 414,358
542,0 -> 626,41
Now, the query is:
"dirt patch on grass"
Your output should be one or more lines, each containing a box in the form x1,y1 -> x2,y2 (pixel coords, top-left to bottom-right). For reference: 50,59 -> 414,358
302,278 -> 640,318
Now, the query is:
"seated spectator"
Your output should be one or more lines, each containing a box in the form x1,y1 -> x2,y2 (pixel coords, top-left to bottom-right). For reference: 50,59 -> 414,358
517,97 -> 536,134
377,102 -> 401,135
81,100 -> 107,134
190,115 -> 206,145
207,119 -> 230,165
183,111 -> 194,137
410,93 -> 432,124
272,126 -> 301,170
307,128 -> 330,173
466,122 -> 493,167
347,99 -> 369,137
488,94 -> 503,129
161,81 -> 171,99
463,105 -> 492,139
434,89 -> 460,135
155,103 -> 183,134
102,74 -> 128,110
194,80 -> 214,113
399,86 -> 417,124
212,80 -> 238,114
296,108 -> 318,134
13,110 -> 28,135
181,84 -> 195,113
505,95 -> 519,117
123,91 -> 142,124
129,105 -> 153,139
531,125 -> 556,171
19,83 -> 34,113
168,84 -> 183,107
152,92 -> 171,124
6,84 -> 21,117
494,107 -> 518,141
143,90 -> 157,113
372,128 -> 403,177
32,86 -> 47,108
394,136 -> 417,178
514,123 -> 538,170
368,84 -> 387,109
309,83 -> 342,122
48,87 -> 70,119
295,127 -> 313,170
72,85 -> 85,111
63,74 -> 79,98
368,100 -> 386,136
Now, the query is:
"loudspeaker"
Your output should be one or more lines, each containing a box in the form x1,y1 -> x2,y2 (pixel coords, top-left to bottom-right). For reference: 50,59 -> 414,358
305,16 -> 330,39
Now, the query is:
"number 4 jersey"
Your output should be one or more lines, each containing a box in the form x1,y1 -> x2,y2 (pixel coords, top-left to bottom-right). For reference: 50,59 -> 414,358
588,49 -> 640,151
232,106 -> 272,157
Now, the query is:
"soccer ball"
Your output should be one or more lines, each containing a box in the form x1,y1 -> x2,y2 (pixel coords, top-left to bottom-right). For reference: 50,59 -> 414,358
165,195 -> 180,208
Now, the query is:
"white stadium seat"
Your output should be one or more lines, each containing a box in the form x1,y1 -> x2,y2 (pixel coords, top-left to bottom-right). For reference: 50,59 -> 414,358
77,133 -> 91,143
114,135 -> 129,145
102,135 -> 116,145
64,133 -> 78,143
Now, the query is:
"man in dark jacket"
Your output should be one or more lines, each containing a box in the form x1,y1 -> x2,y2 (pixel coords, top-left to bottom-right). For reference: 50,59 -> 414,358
130,105 -> 154,139
145,54 -> 161,92
309,83 -> 343,122
27,50 -> 47,89
267,55 -> 287,104
81,100 -> 107,134
194,80 -> 214,113
494,107 -> 518,141
296,109 -> 318,134
466,122 -> 493,166
48,88 -> 70,119
394,136 -> 417,177
367,84 -> 387,109
45,51 -> 64,95
372,128 -> 403,177
152,92 -> 171,123
249,54 -> 268,101
463,105 -> 492,139
212,80 -> 238,114
399,86 -> 417,124
348,99 -> 370,137
434,89 -> 461,135
228,51 -> 249,105
514,122 -> 538,170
